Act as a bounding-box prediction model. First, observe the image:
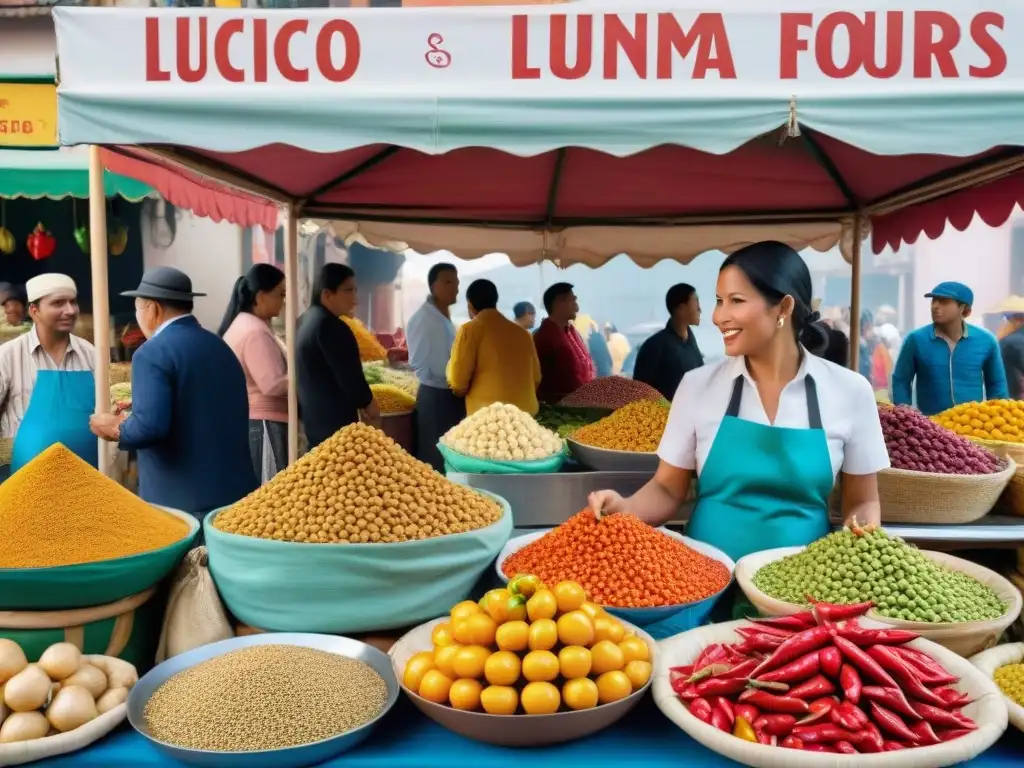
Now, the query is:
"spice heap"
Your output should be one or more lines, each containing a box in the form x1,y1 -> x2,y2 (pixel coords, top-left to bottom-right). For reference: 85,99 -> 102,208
880,405 -> 1001,474
341,316 -> 387,362
214,423 -> 503,543
501,510 -> 729,608
994,662 -> 1024,707
442,403 -> 563,461
404,576 -> 653,715
934,399 -> 1024,443
753,526 -> 1005,623
671,601 -> 977,752
536,405 -> 610,439
370,384 -> 416,414
560,376 -> 666,410
570,400 -> 669,452
0,640 -> 138,744
0,444 -> 190,568
144,645 -> 388,752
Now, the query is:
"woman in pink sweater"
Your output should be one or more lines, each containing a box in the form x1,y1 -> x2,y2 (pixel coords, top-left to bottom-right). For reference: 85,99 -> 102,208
219,265 -> 288,482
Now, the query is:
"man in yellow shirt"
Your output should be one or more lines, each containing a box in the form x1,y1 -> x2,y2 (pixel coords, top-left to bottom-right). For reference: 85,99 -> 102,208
447,279 -> 541,415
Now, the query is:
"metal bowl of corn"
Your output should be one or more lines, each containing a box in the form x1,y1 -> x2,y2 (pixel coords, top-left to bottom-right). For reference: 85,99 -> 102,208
127,633 -> 399,768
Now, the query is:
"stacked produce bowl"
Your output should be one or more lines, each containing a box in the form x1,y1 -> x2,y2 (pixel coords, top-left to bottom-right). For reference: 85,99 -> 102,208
496,511 -> 733,639
970,643 -> 1024,733
438,403 -> 567,474
566,400 -> 669,472
205,422 -> 513,633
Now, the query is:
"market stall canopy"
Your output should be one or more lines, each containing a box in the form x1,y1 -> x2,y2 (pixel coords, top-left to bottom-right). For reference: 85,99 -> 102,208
0,147 -> 152,200
51,1 -> 1024,266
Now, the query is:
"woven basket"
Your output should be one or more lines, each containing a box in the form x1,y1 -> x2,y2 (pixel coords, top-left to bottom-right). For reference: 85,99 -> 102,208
974,438 -> 1024,517
736,547 -> 1023,657
875,458 -> 1015,523
971,643 -> 1024,733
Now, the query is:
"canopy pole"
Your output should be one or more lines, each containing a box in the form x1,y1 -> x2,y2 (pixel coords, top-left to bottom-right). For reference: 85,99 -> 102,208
285,206 -> 299,465
88,146 -> 112,477
848,215 -> 864,374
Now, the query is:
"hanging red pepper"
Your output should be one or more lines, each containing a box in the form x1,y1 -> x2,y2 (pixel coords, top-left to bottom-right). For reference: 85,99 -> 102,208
832,636 -> 902,690
808,599 -> 874,625
694,677 -> 748,697
859,724 -> 884,753
889,646 -> 959,685
750,625 -> 832,678
868,702 -> 920,742
836,626 -> 919,647
738,624 -> 792,640
787,674 -> 836,700
689,697 -> 713,724
710,707 -> 731,733
830,701 -> 868,730
791,723 -> 855,743
909,720 -> 941,746
809,696 -> 840,714
670,664 -> 694,678
752,612 -> 815,631
755,651 -> 820,684
883,741 -> 907,751
675,682 -> 700,700
26,223 -> 56,261
734,703 -> 760,724
735,633 -> 785,654
910,701 -> 977,731
936,728 -> 973,743
839,663 -> 862,704
720,659 -> 759,680
712,696 -> 736,728
866,646 -> 948,707
737,690 -> 810,715
819,647 -> 842,678
934,687 -> 972,708
780,736 -> 804,750
859,686 -> 922,721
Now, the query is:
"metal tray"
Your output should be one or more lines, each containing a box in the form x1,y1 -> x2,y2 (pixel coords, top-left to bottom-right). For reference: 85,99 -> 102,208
567,439 -> 660,473
127,633 -> 399,768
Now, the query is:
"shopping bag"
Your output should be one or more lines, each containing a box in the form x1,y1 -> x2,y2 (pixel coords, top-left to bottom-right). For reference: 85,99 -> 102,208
155,547 -> 233,663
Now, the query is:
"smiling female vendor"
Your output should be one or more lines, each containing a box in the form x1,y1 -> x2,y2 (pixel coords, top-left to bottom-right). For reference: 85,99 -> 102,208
590,242 -> 888,606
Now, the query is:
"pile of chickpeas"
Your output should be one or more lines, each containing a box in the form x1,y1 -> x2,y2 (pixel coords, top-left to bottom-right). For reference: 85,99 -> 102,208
214,423 -> 503,544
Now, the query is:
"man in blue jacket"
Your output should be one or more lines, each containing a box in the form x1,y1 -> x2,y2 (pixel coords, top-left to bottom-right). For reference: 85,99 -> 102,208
90,267 -> 256,522
892,282 -> 1008,415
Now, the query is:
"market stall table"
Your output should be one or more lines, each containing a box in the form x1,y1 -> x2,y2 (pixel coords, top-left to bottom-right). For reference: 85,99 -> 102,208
31,696 -> 1024,767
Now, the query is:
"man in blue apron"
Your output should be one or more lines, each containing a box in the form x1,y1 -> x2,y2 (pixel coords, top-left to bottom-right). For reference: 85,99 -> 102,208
90,268 -> 257,527
0,274 -> 98,479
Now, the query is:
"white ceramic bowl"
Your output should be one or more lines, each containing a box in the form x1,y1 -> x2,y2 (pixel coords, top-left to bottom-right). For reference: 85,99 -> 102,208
970,642 -> 1024,733
567,439 -> 660,472
654,620 -> 1008,768
389,616 -> 656,746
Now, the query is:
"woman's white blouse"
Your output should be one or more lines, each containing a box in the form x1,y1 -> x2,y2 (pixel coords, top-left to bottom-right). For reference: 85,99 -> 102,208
657,352 -> 891,480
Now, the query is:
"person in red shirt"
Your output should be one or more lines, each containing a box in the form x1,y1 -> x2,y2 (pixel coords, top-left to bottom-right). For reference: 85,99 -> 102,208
534,282 -> 596,402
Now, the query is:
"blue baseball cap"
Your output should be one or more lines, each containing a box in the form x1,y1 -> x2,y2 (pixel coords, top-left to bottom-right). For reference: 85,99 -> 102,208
925,281 -> 973,307
513,301 -> 535,318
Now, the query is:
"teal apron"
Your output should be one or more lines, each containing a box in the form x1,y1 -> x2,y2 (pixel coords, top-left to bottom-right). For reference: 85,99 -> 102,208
10,370 -> 98,474
688,374 -> 834,620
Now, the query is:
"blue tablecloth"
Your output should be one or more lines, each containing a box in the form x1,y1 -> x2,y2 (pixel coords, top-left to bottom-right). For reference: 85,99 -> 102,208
34,697 -> 1023,767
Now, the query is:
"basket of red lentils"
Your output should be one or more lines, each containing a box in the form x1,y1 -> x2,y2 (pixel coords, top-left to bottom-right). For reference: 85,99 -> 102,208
496,510 -> 734,639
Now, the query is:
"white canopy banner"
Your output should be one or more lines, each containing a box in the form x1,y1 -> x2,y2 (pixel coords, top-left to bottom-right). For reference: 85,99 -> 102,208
56,3 -> 1018,97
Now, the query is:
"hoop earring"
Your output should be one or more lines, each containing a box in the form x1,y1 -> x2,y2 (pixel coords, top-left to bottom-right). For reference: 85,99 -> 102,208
777,317 -> 786,329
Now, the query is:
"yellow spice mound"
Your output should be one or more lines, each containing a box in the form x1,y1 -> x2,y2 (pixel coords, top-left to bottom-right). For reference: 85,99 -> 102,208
214,423 -> 503,544
934,399 -> 1024,443
571,400 -> 669,452
0,444 -> 190,568
341,316 -> 387,362
370,383 -> 416,414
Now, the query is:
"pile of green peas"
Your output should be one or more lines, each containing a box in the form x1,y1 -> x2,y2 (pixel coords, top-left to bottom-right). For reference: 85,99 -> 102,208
752,528 -> 1006,623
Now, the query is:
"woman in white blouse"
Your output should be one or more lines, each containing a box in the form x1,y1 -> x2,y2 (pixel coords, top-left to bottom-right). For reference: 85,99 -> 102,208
590,241 -> 888,575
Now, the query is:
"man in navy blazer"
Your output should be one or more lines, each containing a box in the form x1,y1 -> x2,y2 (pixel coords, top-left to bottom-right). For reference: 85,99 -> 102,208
90,267 -> 256,521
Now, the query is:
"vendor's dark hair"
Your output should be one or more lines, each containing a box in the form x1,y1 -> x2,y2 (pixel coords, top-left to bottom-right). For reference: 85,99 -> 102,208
543,282 -> 574,314
311,263 -> 355,308
720,241 -> 828,355
427,263 -> 456,288
217,264 -> 284,336
666,283 -> 697,315
467,279 -> 498,311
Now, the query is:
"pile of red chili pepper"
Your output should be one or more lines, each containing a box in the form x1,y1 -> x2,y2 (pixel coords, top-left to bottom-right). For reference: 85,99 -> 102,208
670,600 -> 976,754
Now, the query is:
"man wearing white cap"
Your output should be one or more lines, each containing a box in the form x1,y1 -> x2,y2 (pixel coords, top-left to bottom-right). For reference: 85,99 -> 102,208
0,273 -> 98,478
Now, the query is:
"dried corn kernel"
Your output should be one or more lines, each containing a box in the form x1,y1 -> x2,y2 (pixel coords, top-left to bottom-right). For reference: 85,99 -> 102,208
570,400 -> 668,452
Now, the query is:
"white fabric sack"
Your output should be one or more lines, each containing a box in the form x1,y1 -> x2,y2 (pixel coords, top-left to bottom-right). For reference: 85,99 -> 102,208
261,422 -> 277,485
155,547 -> 233,663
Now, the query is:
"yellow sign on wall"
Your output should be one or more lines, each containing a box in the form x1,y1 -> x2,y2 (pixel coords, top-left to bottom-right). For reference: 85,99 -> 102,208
0,82 -> 57,148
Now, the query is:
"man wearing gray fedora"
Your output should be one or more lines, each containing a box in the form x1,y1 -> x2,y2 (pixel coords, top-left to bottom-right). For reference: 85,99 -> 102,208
90,267 -> 257,523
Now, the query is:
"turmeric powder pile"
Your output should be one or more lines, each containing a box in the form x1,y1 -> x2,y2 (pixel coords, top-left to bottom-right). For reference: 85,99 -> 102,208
0,444 -> 190,568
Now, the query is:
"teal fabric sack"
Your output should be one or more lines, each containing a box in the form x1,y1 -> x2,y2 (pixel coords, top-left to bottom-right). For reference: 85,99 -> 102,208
203,494 -> 512,633
437,443 -> 567,475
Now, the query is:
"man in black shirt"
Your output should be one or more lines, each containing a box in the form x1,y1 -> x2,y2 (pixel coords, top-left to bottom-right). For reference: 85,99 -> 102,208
633,283 -> 704,400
